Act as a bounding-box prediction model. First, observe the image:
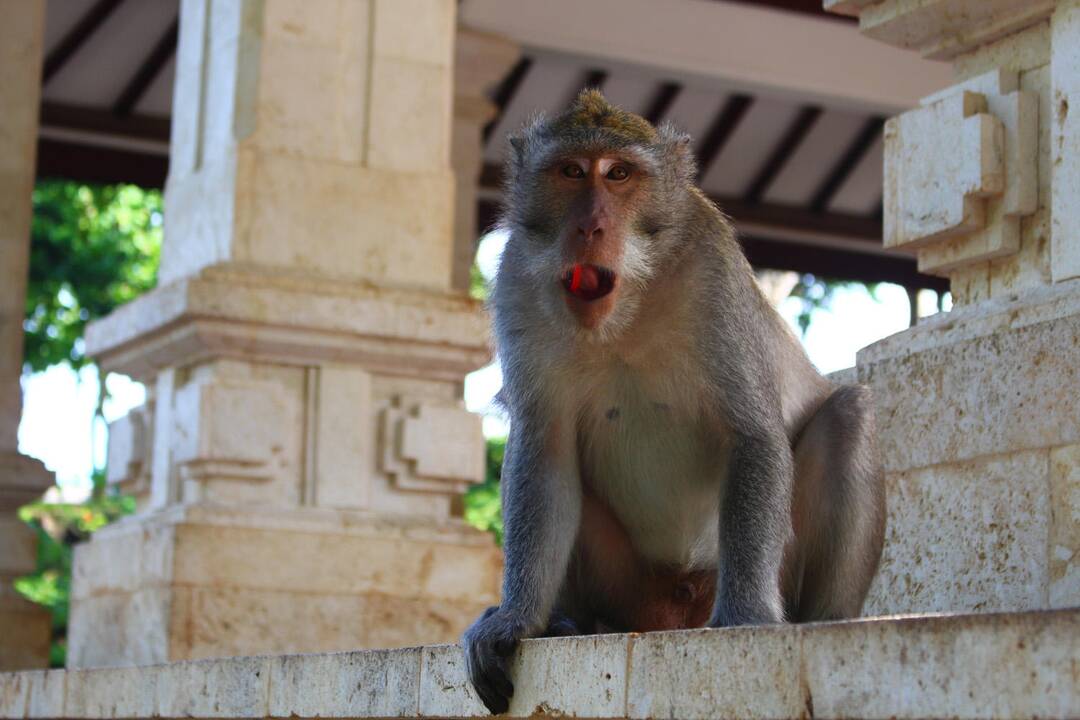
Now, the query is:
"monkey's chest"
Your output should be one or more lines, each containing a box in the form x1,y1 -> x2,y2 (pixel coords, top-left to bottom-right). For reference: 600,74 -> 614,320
577,379 -> 727,569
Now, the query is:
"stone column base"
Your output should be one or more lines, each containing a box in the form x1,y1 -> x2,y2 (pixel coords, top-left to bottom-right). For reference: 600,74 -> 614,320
857,282 -> 1080,615
0,453 -> 53,671
67,504 -> 502,669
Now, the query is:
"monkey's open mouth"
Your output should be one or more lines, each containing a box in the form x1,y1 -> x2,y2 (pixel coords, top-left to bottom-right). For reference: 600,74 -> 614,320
562,264 -> 616,301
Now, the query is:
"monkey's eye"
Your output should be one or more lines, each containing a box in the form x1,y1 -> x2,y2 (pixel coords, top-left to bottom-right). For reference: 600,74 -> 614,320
561,164 -> 586,179
606,165 -> 630,182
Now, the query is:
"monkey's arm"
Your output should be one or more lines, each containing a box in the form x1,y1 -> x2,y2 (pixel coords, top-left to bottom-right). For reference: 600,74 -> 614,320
463,412 -> 581,714
707,296 -> 795,626
711,426 -> 793,626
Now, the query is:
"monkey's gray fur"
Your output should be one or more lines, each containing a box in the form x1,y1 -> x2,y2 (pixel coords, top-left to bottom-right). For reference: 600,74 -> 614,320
462,91 -> 886,715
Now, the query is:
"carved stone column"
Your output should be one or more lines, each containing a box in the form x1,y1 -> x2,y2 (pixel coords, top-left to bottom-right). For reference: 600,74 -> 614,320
68,0 -> 501,668
825,0 -> 1080,615
0,0 -> 54,671
450,29 -> 519,292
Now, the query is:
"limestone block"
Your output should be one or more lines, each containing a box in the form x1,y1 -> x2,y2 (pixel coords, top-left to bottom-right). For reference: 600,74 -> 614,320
0,672 -> 27,719
885,72 -> 1039,278
235,151 -> 455,289
627,626 -> 802,720
268,648 -> 419,718
382,403 -> 485,495
953,20 -> 1050,81
858,292 -> 1080,472
801,611 -> 1078,718
367,59 -> 452,173
171,377 -> 286,491
1048,443 -> 1080,607
865,451 -> 1050,616
251,0 -> 371,165
372,0 -> 454,68
420,635 -> 629,719
66,588 -> 172,669
169,586 -> 486,660
1051,1 -> 1080,282
24,670 -> 63,718
312,366 -> 373,509
851,0 -> 1056,60
104,406 -> 150,495
418,644 -> 487,717
154,656 -> 270,718
65,666 -> 157,718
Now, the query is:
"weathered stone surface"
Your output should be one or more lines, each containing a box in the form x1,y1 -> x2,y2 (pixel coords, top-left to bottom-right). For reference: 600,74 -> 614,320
1051,0 -> 1080,282
802,611 -> 1078,719
628,626 -> 802,720
858,285 -> 1080,473
67,506 -> 500,668
865,451 -> 1050,616
269,648 -> 419,718
7,611 -> 1079,719
1048,443 -> 1080,606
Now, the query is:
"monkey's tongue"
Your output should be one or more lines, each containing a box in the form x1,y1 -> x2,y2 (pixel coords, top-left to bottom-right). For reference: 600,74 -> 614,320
563,264 -> 616,301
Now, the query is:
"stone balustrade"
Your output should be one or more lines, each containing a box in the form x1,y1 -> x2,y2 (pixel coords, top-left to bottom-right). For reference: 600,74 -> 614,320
1,609 -> 1076,719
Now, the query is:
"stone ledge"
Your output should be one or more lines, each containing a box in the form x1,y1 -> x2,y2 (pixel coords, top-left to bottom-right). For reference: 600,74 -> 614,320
85,264 -> 490,382
1,609 -> 1075,719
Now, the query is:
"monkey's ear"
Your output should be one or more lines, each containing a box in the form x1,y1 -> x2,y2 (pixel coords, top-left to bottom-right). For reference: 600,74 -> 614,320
657,124 -> 696,182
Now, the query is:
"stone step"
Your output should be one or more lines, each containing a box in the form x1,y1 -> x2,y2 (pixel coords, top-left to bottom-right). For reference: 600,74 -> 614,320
0,608 -> 1075,719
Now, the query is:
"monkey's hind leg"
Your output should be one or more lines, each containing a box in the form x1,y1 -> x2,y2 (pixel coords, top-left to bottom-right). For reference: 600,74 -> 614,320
784,384 -> 886,622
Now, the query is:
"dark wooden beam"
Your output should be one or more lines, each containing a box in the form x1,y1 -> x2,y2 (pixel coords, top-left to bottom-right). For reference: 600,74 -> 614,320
743,105 -> 822,203
715,195 -> 881,242
740,235 -> 948,291
43,0 -> 125,83
642,82 -> 682,125
580,69 -> 609,93
113,16 -> 179,117
483,56 -> 533,145
709,0 -> 855,22
480,161 -> 882,241
809,115 -> 884,213
40,102 -> 171,142
696,93 -> 754,181
36,138 -> 168,188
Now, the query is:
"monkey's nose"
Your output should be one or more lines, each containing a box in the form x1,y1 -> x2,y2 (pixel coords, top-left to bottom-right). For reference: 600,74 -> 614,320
578,221 -> 604,244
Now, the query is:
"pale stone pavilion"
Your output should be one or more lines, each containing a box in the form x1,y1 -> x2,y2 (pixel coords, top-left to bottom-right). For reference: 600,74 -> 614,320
0,0 -> 1078,717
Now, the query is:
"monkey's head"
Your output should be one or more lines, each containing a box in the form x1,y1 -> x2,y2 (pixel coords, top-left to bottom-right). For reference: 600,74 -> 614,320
499,90 -> 699,339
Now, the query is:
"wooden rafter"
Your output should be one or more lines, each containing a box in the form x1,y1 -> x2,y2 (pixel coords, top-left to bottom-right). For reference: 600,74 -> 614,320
642,82 -> 682,125
809,115 -> 884,213
40,102 -> 171,141
43,0 -> 125,83
743,104 -> 822,203
696,93 -> 754,181
113,16 -> 179,117
482,56 -> 533,145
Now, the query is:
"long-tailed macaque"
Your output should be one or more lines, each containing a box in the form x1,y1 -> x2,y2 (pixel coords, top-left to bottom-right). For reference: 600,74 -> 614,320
463,91 -> 886,714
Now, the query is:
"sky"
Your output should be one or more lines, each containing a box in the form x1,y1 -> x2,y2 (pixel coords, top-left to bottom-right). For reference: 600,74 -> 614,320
19,229 -> 945,502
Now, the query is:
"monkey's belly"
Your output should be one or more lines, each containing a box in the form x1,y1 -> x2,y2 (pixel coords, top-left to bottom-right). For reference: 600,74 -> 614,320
576,492 -> 717,631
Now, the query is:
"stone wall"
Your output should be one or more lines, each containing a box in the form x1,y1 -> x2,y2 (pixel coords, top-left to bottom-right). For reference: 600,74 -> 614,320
1,609 -> 1076,719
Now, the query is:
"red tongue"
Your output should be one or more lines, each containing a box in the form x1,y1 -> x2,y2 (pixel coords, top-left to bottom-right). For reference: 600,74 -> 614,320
569,264 -> 601,296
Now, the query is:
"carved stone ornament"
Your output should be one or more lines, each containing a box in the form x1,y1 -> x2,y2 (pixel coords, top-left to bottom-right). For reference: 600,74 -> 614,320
883,69 -> 1037,276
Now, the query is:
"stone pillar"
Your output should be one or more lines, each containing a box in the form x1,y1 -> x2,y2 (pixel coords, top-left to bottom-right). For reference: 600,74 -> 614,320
450,29 -> 519,292
825,0 -> 1080,615
0,0 -> 55,671
68,0 -> 502,668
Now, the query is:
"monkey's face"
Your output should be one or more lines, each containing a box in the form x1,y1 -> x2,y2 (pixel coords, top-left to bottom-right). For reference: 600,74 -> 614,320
512,150 -> 671,338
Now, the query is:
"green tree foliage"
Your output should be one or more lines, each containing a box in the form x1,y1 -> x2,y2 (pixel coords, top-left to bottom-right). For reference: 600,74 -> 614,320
788,274 -> 880,335
15,180 -> 161,665
16,479 -> 135,666
25,181 -> 162,372
463,436 -> 506,544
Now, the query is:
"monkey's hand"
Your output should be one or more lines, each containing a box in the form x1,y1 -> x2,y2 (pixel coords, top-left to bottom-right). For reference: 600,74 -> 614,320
462,605 -> 527,714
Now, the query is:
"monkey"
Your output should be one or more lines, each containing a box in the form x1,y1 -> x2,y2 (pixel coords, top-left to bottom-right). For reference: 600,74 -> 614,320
462,90 -> 886,714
